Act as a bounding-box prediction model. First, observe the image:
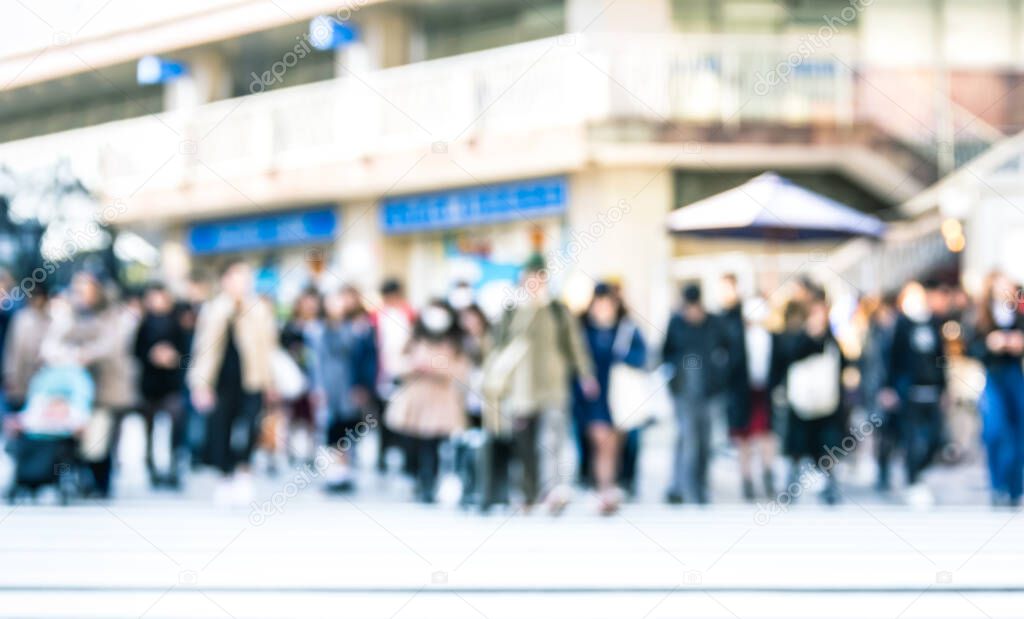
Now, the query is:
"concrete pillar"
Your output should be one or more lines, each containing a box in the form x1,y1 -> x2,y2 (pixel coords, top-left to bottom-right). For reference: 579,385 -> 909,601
567,166 -> 674,338
566,0 -> 673,33
336,201 -> 384,295
163,50 -> 232,110
337,7 -> 413,74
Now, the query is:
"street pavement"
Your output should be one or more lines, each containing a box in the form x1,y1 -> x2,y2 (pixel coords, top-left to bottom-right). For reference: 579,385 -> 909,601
0,416 -> 1020,618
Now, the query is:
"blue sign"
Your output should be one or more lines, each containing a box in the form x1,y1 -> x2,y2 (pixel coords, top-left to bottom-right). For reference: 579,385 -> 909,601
381,176 -> 568,235
188,208 -> 338,255
137,56 -> 187,85
309,16 -> 359,51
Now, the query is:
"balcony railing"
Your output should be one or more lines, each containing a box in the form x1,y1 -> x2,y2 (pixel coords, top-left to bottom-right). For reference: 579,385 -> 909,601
0,32 -> 992,202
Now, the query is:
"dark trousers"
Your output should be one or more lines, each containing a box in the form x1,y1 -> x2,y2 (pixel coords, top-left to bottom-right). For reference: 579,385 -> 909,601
875,409 -> 902,488
204,391 -> 262,475
411,436 -> 442,502
481,416 -> 543,508
141,392 -> 186,481
902,401 -> 942,485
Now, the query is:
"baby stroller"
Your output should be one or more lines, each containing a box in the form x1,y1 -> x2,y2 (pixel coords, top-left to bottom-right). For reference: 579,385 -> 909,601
5,366 -> 94,505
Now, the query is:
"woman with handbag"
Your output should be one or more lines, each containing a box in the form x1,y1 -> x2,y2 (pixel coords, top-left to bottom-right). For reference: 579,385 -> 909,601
385,301 -> 468,503
773,290 -> 844,505
572,283 -> 647,515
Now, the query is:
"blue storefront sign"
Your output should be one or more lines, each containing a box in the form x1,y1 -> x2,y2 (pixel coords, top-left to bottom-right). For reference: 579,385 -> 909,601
381,176 -> 568,235
187,207 -> 338,255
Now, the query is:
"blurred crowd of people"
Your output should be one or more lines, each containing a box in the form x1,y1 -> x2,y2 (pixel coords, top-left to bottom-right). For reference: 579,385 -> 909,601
2,255 -> 1023,513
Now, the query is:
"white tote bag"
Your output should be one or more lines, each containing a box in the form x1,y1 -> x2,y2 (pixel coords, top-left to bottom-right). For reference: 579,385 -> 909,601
607,322 -> 670,430
271,348 -> 308,400
786,342 -> 841,420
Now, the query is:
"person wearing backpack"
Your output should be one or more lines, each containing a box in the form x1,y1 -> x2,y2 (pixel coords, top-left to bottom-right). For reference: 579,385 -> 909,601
881,280 -> 949,507
481,254 -> 596,514
773,289 -> 844,505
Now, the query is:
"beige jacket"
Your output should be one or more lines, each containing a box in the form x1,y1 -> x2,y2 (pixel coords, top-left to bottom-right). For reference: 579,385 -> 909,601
42,302 -> 139,410
385,338 -> 468,438
486,300 -> 593,428
187,294 -> 277,393
4,306 -> 50,403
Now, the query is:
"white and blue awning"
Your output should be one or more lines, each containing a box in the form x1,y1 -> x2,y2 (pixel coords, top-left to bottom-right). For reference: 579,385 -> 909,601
667,172 -> 886,241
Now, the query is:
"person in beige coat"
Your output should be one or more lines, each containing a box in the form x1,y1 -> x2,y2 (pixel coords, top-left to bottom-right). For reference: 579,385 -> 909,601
386,300 -> 468,503
186,260 -> 277,505
482,254 -> 597,513
41,273 -> 138,498
4,287 -> 51,409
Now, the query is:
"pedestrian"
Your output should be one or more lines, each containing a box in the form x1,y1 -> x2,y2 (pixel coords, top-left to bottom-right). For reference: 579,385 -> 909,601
482,254 -> 597,514
308,285 -> 377,493
883,280 -> 949,506
733,295 -> 778,501
968,271 -> 1024,507
774,289 -> 844,505
3,284 -> 51,412
716,273 -> 764,501
859,295 -> 899,492
187,260 -> 277,505
41,273 -> 138,498
370,278 -> 415,473
454,302 -> 491,507
662,283 -> 728,505
133,283 -> 190,488
573,282 -> 647,515
385,300 -> 468,503
279,288 -> 322,467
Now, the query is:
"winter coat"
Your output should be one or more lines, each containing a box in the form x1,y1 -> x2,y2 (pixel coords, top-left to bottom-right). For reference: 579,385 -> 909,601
489,300 -> 594,419
385,337 -> 468,438
661,312 -> 729,397
3,305 -> 50,405
186,294 -> 277,394
308,317 -> 377,421
42,302 -> 138,410
133,312 -> 189,400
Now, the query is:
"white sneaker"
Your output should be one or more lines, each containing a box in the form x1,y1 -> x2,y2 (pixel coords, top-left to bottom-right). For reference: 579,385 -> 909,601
905,483 -> 935,509
231,472 -> 254,507
213,478 -> 234,507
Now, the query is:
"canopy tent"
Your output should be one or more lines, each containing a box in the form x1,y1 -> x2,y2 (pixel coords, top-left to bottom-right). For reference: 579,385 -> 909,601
666,172 -> 886,241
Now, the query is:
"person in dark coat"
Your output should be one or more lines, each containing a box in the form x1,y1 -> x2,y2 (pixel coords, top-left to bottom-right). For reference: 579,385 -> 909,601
859,295 -> 898,492
772,290 -> 844,505
662,283 -> 728,504
882,280 -> 949,505
133,283 -> 190,488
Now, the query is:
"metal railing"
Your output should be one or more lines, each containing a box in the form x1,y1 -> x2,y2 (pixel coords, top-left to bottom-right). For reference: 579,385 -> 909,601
0,32 -> 1001,199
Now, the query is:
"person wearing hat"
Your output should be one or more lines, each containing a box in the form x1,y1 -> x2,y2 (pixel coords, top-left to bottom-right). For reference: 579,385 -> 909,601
482,253 -> 596,514
661,282 -> 729,504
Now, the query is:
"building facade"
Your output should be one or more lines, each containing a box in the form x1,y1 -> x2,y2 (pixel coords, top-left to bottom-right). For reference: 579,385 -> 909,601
2,0 -> 1022,325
